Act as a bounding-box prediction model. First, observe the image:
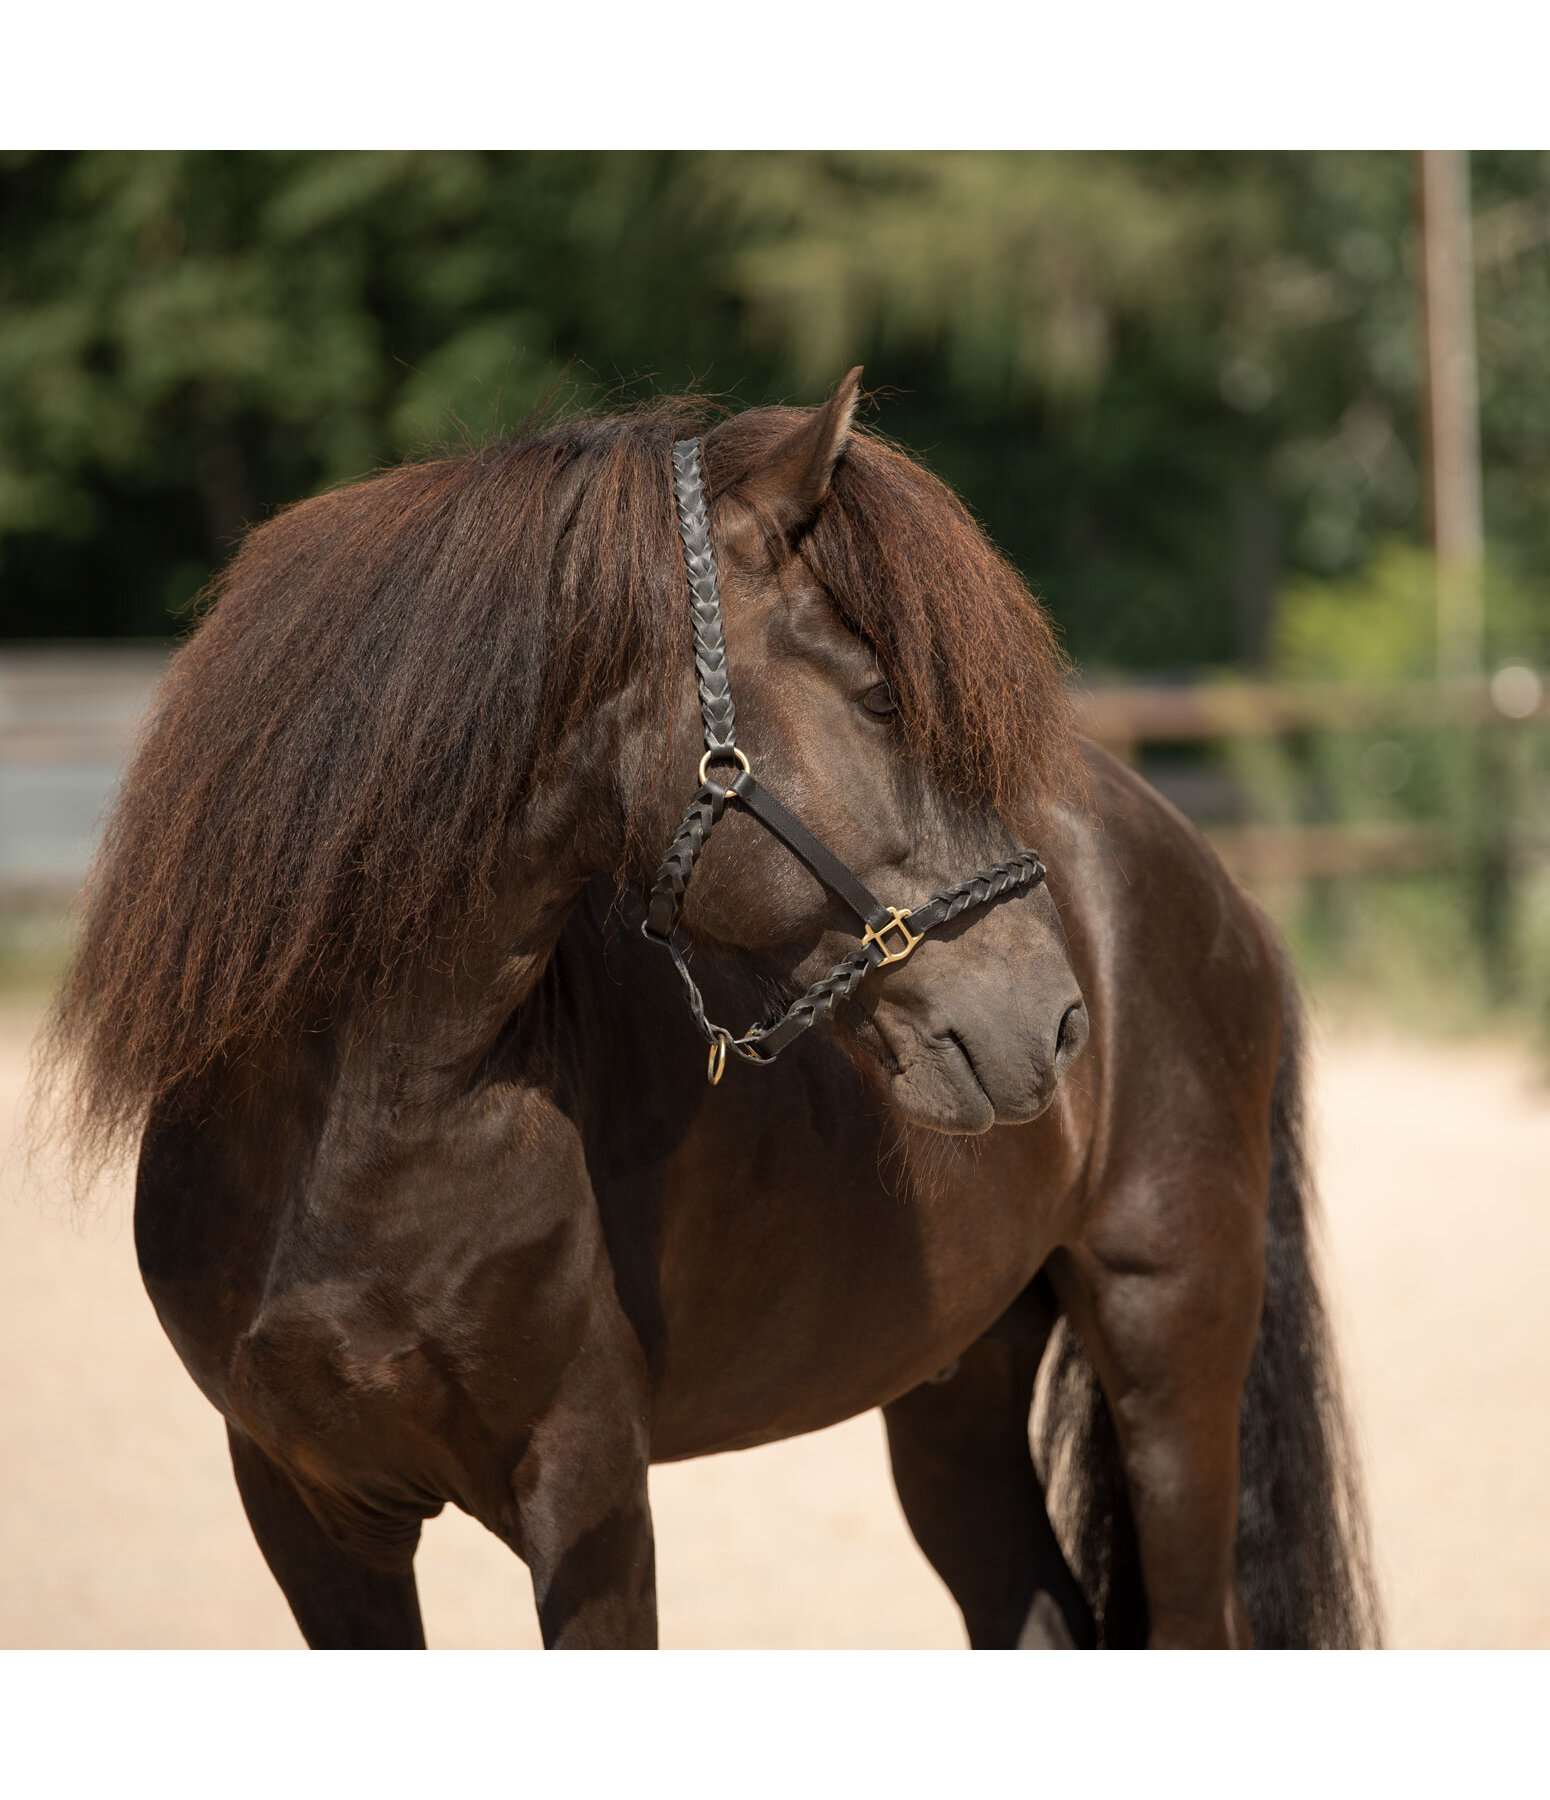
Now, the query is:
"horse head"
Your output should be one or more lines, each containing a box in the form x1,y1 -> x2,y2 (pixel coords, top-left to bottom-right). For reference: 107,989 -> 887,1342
634,373 -> 1088,1135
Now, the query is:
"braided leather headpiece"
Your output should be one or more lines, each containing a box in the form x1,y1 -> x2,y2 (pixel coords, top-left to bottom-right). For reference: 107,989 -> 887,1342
644,437 -> 1047,1084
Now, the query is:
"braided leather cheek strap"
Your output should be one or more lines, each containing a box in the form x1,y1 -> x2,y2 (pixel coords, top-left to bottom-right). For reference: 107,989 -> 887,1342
645,436 -> 1047,1082
673,439 -> 737,756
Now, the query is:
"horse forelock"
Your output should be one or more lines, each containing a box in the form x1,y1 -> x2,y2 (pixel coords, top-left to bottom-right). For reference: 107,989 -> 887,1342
44,396 -> 1077,1163
703,412 -> 1079,824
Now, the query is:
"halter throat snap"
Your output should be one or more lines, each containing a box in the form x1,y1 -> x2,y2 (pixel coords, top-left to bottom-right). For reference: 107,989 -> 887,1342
644,437 -> 1047,1081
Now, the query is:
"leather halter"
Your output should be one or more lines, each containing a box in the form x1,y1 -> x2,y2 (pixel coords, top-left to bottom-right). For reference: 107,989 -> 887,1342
643,437 -> 1047,1085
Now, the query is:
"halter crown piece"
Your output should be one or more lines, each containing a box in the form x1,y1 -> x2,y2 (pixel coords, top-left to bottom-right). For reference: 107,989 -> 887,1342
643,438 -> 1047,1085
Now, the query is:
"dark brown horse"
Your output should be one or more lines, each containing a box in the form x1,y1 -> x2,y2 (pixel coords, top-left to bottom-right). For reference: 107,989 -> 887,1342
45,375 -> 1378,1648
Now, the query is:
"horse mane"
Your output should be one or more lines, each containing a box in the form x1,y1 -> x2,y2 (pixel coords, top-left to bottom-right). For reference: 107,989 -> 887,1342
42,395 -> 1077,1163
708,408 -> 1076,812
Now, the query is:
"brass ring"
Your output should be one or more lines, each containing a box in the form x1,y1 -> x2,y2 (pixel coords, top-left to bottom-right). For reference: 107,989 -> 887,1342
707,1035 -> 729,1085
699,746 -> 752,788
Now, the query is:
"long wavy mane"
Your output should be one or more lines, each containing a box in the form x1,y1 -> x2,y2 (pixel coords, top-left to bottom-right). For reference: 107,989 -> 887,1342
42,396 -> 1077,1162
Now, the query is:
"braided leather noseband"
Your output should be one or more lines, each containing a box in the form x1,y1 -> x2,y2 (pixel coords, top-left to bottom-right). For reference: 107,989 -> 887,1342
643,437 -> 1047,1084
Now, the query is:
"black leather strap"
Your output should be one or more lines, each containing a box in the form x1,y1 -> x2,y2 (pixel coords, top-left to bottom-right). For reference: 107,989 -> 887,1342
645,436 -> 1049,1081
644,782 -> 726,941
672,440 -> 737,754
726,769 -> 888,928
899,849 -> 1045,939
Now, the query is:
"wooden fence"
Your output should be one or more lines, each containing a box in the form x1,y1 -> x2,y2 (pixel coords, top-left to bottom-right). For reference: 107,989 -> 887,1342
2,648 -> 1545,899
1073,675 -> 1546,885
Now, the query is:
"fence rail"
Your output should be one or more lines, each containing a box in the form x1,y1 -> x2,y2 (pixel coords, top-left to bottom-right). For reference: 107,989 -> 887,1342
1075,674 -> 1548,755
1072,672 -> 1546,887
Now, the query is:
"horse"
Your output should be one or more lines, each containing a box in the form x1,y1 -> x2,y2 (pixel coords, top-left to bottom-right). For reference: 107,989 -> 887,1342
44,372 -> 1378,1648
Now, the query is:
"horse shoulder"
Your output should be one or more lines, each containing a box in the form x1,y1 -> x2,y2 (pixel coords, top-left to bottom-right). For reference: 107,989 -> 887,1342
1045,742 -> 1286,1266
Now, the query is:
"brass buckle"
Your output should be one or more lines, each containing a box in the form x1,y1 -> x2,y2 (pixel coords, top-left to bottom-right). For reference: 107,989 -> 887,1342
699,746 -> 752,790
862,906 -> 921,967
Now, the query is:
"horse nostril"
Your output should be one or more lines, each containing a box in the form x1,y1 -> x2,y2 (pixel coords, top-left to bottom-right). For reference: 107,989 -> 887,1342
1054,1000 -> 1088,1071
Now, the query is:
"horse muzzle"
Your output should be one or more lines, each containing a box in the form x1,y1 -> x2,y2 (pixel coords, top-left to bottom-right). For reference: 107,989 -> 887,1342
871,974 -> 1089,1136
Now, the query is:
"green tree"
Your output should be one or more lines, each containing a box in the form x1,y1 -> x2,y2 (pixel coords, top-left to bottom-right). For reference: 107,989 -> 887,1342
2,150 -> 1547,672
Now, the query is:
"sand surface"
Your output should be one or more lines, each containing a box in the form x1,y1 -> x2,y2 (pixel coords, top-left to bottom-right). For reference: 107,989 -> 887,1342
2,998 -> 1546,1649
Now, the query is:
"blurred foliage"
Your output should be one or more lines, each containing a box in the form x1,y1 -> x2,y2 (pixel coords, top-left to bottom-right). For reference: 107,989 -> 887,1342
1219,697 -> 1550,1037
3,149 -> 1549,671
1275,542 -> 1548,680
1272,866 -> 1550,1038
1275,543 -> 1441,680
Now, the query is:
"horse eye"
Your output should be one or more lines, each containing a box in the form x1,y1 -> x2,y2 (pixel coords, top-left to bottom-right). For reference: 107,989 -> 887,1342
861,681 -> 897,719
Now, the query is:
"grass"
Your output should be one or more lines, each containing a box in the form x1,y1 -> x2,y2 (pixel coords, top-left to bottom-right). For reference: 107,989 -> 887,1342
0,904 -> 75,1002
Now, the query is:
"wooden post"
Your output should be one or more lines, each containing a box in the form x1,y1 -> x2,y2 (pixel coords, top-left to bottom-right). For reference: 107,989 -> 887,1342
1419,151 -> 1513,990
1417,150 -> 1485,680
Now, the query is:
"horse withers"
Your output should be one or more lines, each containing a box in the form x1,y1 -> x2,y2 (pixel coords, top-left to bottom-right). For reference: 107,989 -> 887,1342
44,373 -> 1378,1647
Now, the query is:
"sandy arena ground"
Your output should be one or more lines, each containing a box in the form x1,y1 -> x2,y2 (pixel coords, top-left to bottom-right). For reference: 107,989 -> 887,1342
2,994 -> 1546,1650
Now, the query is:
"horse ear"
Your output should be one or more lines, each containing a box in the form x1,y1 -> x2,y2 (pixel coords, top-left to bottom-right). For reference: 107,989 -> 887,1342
734,366 -> 863,542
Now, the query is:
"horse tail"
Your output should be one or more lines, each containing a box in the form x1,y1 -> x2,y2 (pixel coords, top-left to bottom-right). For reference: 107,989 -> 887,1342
1233,956 -> 1382,1646
1035,954 -> 1383,1648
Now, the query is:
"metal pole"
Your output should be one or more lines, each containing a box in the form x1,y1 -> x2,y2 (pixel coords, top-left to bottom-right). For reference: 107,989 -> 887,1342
1417,150 -> 1485,680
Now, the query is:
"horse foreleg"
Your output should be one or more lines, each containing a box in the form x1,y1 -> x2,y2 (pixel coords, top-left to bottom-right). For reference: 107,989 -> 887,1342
883,1317 -> 1095,1650
227,1425 -> 428,1649
492,1349 -> 657,1649
1052,1187 -> 1264,1650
